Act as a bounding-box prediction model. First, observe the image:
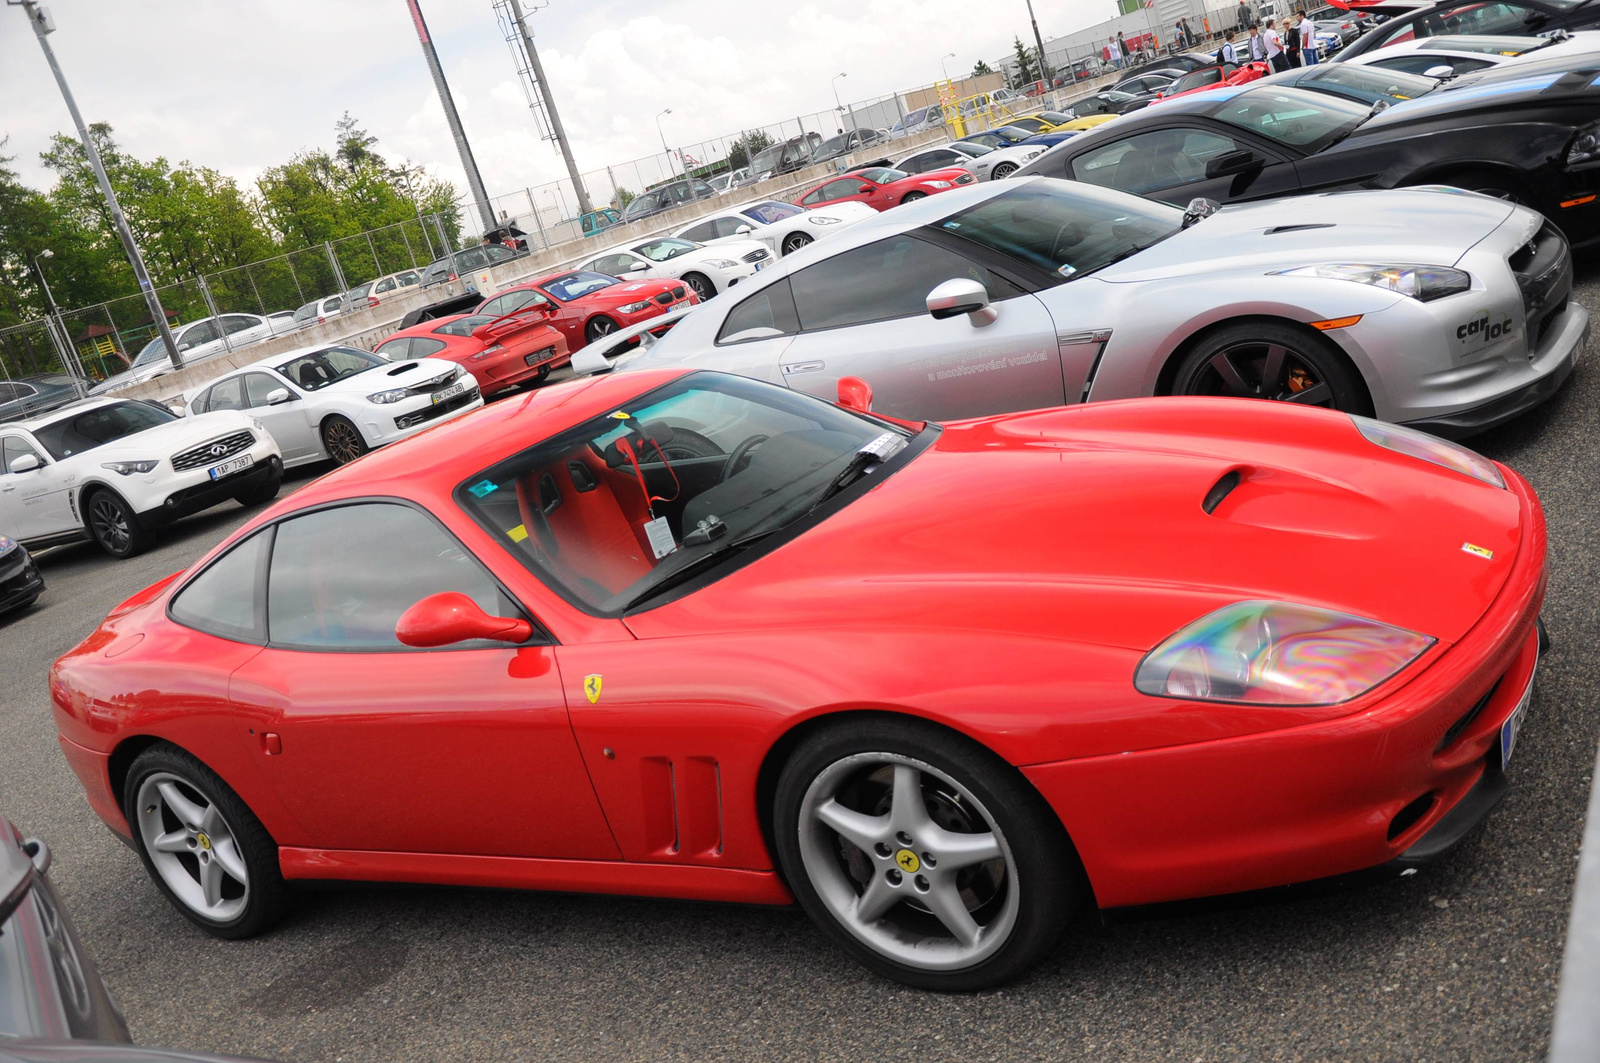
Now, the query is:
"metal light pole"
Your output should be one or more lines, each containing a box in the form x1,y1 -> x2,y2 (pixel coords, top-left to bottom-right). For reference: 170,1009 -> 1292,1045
1024,0 -> 1053,86
393,169 -> 438,261
31,248 -> 84,396
404,0 -> 496,233
831,73 -> 848,129
12,0 -> 184,371
941,53 -> 956,82
657,109 -> 689,185
505,0 -> 593,216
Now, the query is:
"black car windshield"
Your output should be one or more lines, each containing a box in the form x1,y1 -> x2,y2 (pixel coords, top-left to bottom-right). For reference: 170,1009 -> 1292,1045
1299,64 -> 1437,103
742,202 -> 802,224
634,238 -> 698,262
455,371 -> 917,615
542,271 -> 617,301
274,346 -> 385,391
1211,87 -> 1372,149
33,400 -> 177,460
936,180 -> 1184,280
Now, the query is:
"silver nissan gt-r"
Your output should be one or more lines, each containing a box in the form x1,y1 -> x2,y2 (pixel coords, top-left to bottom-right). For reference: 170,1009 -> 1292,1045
571,177 -> 1588,438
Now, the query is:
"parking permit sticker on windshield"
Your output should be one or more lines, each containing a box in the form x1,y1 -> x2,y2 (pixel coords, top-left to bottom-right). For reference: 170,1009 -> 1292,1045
643,516 -> 676,559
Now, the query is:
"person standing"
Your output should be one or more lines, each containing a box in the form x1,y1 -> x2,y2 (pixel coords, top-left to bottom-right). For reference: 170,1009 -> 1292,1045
1236,0 -> 1253,32
1217,30 -> 1239,64
1247,23 -> 1265,62
1117,30 -> 1131,65
1297,9 -> 1319,65
1105,37 -> 1120,71
1264,18 -> 1289,71
1283,15 -> 1303,65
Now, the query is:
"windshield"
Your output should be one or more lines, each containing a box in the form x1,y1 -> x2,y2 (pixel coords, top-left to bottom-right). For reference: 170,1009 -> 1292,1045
935,180 -> 1184,279
293,302 -> 320,323
1212,87 -> 1372,149
948,141 -> 994,159
817,134 -> 850,156
1301,63 -> 1436,103
635,238 -> 698,262
348,282 -> 374,299
33,400 -> 178,460
455,372 -> 915,614
542,271 -> 618,301
990,126 -> 1034,142
858,168 -> 907,183
742,202 -> 802,224
274,346 -> 386,391
751,145 -> 787,173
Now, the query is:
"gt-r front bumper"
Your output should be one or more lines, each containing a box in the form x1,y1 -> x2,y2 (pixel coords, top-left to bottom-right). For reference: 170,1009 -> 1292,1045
1023,463 -> 1546,911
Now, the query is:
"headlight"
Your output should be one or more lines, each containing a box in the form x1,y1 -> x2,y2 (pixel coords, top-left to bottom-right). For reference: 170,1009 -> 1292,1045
367,388 -> 410,404
1135,600 -> 1434,706
617,300 -> 653,314
1023,150 -> 1042,161
0,536 -> 16,556
1568,121 -> 1600,166
1352,414 -> 1505,488
703,258 -> 739,269
807,215 -> 841,226
102,460 -> 159,475
1272,263 -> 1471,302
925,180 -> 953,189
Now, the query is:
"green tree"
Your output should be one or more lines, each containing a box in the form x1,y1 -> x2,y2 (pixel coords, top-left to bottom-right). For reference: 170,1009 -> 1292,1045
1010,36 -> 1041,85
613,187 -> 637,209
334,112 -> 381,172
727,130 -> 774,172
971,59 -> 995,77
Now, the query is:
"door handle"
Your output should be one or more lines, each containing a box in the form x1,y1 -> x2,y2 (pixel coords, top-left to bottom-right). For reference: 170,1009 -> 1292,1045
0,484 -> 14,492
782,361 -> 826,375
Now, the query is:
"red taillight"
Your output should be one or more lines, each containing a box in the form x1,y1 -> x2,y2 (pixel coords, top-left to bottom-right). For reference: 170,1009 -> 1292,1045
368,296 -> 380,308
448,273 -> 457,282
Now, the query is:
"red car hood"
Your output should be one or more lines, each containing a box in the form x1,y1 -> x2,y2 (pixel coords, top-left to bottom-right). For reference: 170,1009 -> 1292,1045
573,278 -> 680,310
626,399 -> 1524,653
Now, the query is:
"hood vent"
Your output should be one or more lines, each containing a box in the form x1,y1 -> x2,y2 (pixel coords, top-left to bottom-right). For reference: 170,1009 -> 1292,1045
1264,224 -> 1335,236
1202,470 -> 1242,515
385,363 -> 421,376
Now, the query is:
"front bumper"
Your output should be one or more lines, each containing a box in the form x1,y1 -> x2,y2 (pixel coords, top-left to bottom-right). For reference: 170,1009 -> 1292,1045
362,386 -> 484,446
141,454 -> 283,527
1024,466 -> 1546,910
0,548 -> 43,614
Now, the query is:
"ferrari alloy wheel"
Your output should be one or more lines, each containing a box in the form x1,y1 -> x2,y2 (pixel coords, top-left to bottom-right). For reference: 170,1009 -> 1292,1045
85,489 -> 150,559
124,743 -> 290,938
774,717 -> 1081,990
1172,321 -> 1371,415
585,315 -> 618,344
321,415 -> 369,465
781,232 -> 814,256
990,163 -> 1017,180
682,271 -> 716,301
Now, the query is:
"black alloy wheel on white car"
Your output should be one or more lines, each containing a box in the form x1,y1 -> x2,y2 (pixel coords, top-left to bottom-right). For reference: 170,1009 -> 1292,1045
782,233 -> 814,255
85,488 -> 151,559
682,272 -> 716,301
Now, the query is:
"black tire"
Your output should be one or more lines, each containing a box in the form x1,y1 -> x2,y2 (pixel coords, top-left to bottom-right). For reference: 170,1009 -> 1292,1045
901,191 -> 928,203
1170,320 -> 1372,415
681,272 -> 716,301
233,461 -> 283,507
585,315 -> 619,344
781,232 -> 814,256
320,415 -> 369,466
990,163 -> 1018,180
772,715 -> 1082,991
122,742 -> 291,939
84,488 -> 152,559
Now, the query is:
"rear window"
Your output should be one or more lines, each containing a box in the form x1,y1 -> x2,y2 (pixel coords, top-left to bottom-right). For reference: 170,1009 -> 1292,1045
433,316 -> 494,337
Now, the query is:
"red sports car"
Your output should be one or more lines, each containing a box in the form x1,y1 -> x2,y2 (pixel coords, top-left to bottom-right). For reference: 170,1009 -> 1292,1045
795,166 -> 977,211
474,270 -> 697,351
373,308 -> 568,399
1152,60 -> 1271,103
51,370 -> 1545,990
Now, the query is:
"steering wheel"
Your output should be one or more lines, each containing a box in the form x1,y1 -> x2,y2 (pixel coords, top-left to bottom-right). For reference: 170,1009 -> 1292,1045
720,434 -> 769,483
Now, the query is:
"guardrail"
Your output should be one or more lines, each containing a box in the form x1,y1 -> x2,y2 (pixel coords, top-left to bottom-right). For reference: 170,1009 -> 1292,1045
1548,737 -> 1600,1061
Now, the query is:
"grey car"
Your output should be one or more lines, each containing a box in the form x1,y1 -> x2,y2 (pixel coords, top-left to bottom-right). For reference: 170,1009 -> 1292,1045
573,176 -> 1588,437
0,376 -> 80,425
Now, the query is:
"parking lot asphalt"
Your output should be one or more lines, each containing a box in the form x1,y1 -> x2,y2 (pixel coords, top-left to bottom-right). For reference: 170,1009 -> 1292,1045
3,264 -> 1598,1063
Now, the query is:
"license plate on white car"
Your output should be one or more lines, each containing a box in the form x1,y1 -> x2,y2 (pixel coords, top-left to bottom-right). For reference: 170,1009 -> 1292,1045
207,454 -> 253,481
753,260 -> 766,272
432,380 -> 468,405
1500,663 -> 1536,770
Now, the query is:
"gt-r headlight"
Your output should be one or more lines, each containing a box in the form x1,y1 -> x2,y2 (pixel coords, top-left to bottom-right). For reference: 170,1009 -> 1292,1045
367,387 -> 410,404
101,460 -> 158,475
1135,601 -> 1434,706
807,215 -> 841,226
616,300 -> 653,314
0,536 -> 16,557
1352,414 -> 1505,488
703,258 -> 739,269
1569,121 -> 1600,166
1272,263 -> 1471,302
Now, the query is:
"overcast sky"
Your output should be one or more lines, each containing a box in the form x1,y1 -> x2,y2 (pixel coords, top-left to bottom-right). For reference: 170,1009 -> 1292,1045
0,1 -> 1104,209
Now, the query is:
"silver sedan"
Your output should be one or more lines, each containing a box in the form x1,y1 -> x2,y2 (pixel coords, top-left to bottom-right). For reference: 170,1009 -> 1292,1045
574,177 -> 1588,437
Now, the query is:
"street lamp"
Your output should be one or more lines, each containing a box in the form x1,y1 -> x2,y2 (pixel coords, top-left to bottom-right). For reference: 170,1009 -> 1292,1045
831,72 -> 848,125
30,248 -> 84,398
941,52 -> 956,82
656,108 -> 690,185
32,249 -> 58,316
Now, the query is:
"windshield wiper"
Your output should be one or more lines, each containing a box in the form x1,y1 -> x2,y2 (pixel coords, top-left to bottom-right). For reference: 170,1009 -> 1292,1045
807,433 -> 908,515
624,530 -> 773,611
1072,239 -> 1163,280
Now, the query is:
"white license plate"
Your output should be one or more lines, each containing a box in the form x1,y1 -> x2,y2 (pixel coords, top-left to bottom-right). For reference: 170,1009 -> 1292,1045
432,380 -> 468,405
207,454 -> 253,481
1500,663 -> 1537,770
753,260 -> 766,272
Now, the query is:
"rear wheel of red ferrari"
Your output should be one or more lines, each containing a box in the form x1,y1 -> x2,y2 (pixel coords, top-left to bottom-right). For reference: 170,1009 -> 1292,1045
123,742 -> 291,939
1171,320 -> 1372,415
773,716 -> 1082,990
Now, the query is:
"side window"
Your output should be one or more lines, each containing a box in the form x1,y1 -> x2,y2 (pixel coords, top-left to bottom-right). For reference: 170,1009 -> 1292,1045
789,235 -> 1000,332
1071,128 -> 1237,195
1,436 -> 45,474
820,178 -> 867,199
589,253 -> 639,276
899,153 -> 931,174
679,220 -> 719,242
406,338 -> 448,358
397,271 -> 421,286
799,186 -> 830,206
712,217 -> 751,238
715,280 -> 801,344
207,376 -> 246,411
244,373 -> 286,407
374,278 -> 397,294
180,321 -> 219,348
221,315 -> 259,336
170,529 -> 271,642
190,388 -> 212,415
266,503 -> 520,650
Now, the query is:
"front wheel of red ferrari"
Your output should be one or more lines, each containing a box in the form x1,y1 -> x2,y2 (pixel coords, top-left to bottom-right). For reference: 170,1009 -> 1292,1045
773,717 -> 1082,990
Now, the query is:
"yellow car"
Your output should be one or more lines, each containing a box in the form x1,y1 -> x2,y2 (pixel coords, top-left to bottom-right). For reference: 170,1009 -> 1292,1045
1005,111 -> 1118,136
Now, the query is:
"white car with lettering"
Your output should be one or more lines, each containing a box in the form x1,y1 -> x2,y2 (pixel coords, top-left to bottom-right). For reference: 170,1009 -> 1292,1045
183,344 -> 484,468
0,398 -> 282,558
673,199 -> 876,259
578,236 -> 773,302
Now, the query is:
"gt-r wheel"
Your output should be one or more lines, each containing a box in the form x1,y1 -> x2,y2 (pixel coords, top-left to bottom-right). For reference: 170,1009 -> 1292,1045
585,316 -> 618,344
682,272 -> 716,301
990,163 -> 1018,179
321,415 -> 369,465
123,743 -> 290,939
773,716 -> 1081,990
1171,321 -> 1371,415
781,233 -> 814,256
85,489 -> 151,559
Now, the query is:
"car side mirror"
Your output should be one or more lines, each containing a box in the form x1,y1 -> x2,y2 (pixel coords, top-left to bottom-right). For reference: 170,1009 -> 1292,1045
837,376 -> 874,413
265,387 -> 293,405
926,278 -> 997,327
735,224 -> 754,235
628,261 -> 650,272
8,454 -> 41,474
396,592 -> 533,648
1423,64 -> 1457,78
1204,149 -> 1263,179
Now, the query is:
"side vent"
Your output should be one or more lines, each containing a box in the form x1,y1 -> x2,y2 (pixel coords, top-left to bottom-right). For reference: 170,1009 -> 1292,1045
1264,223 -> 1335,235
1202,470 -> 1242,515
639,755 -> 725,859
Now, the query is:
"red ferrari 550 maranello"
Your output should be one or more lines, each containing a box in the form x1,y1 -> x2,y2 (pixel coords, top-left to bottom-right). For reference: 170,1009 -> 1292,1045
50,369 -> 1545,990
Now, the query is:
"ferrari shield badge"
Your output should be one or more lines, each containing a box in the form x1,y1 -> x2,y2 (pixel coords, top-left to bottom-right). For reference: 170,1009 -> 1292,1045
584,674 -> 603,704
1462,543 -> 1494,560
